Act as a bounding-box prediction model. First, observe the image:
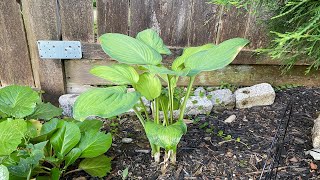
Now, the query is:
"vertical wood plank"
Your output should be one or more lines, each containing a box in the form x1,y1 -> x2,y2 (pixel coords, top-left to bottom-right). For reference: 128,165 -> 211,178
130,0 -> 193,46
244,6 -> 271,49
188,0 -> 221,46
217,7 -> 249,44
0,0 -> 34,87
22,0 -> 65,105
59,0 -> 94,42
97,0 -> 129,36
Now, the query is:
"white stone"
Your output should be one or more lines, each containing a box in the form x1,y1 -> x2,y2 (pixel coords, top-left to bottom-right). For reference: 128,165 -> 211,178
121,138 -> 133,143
235,83 -> 275,109
208,89 -> 235,110
224,115 -> 236,123
183,96 -> 213,116
312,115 -> 320,148
194,87 -> 206,97
59,94 -> 79,117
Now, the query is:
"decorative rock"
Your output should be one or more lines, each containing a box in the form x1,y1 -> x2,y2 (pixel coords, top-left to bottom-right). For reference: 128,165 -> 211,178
121,138 -> 133,143
235,83 -> 275,109
312,115 -> 320,148
194,87 -> 206,97
224,115 -> 236,123
183,96 -> 213,116
59,94 -> 79,117
208,89 -> 235,110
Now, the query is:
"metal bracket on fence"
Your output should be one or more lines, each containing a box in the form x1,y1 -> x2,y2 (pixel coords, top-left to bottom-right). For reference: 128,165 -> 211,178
37,41 -> 82,59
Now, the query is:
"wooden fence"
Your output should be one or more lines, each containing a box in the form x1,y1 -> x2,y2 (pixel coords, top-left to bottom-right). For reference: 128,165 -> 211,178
0,0 -> 319,104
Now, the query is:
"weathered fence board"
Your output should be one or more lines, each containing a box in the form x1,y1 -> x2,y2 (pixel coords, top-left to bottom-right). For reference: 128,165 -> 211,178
0,0 -> 34,87
188,1 -> 221,45
97,0 -> 129,36
59,0 -> 94,42
22,0 -> 65,105
65,60 -> 320,90
130,0 -> 193,46
80,43 -> 310,65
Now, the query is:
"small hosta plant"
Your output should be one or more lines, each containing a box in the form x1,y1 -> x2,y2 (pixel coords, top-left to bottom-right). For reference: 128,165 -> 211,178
73,29 -> 249,165
0,85 -> 112,179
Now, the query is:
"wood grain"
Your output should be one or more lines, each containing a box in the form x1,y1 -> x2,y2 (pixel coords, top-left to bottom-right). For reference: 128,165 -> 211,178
130,0 -> 193,46
22,0 -> 65,105
59,0 -> 94,42
217,7 -> 249,44
80,42 -> 310,65
65,60 -> 320,92
188,1 -> 221,45
0,0 -> 34,86
97,0 -> 129,36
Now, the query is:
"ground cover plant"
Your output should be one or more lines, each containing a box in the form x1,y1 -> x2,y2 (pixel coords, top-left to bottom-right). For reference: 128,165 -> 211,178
210,0 -> 320,72
0,85 -> 112,179
73,29 -> 249,166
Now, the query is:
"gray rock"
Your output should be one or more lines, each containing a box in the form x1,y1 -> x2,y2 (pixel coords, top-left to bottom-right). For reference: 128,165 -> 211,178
312,115 -> 320,148
121,138 -> 133,143
208,89 -> 235,110
183,96 -> 213,116
194,87 -> 206,97
224,115 -> 236,123
58,94 -> 79,117
235,83 -> 275,109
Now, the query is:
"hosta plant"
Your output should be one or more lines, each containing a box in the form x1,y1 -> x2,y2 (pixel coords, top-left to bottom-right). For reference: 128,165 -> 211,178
73,29 -> 249,165
0,85 -> 112,179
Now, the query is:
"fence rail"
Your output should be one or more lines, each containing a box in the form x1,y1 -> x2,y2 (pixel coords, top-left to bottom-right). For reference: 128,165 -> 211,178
0,0 -> 319,104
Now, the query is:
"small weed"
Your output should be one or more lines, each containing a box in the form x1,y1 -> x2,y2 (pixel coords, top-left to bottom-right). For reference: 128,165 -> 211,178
218,81 -> 237,92
274,84 -> 300,92
192,100 -> 198,104
199,122 -> 209,129
193,117 -> 201,124
199,91 -> 205,98
207,94 -> 212,99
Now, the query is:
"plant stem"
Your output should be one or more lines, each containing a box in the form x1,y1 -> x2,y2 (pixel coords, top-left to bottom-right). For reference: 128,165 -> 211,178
64,169 -> 82,176
155,98 -> 160,124
167,75 -> 174,124
178,76 -> 196,121
139,97 -> 150,120
133,106 -> 145,128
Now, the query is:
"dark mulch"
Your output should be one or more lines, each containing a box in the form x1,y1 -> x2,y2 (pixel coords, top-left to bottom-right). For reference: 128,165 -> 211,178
65,87 -> 320,180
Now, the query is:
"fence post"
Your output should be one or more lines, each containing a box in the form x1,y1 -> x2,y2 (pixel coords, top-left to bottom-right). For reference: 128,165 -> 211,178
21,0 -> 66,105
0,0 -> 34,87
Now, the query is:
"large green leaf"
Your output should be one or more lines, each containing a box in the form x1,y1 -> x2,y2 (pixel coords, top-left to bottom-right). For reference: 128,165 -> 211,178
184,38 -> 249,76
145,120 -> 187,150
133,73 -> 161,100
90,64 -> 139,85
64,148 -> 82,168
26,120 -> 42,138
8,141 -> 47,178
76,119 -> 103,133
27,102 -> 62,120
99,33 -> 162,65
0,85 -> 40,118
0,119 -> 27,156
136,29 -> 171,55
142,65 -> 190,76
78,131 -> 112,158
172,44 -> 215,71
73,86 -> 140,121
79,155 -> 112,178
0,164 -> 9,180
50,121 -> 81,156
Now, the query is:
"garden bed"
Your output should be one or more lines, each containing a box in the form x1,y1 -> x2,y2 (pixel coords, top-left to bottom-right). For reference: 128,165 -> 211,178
66,87 -> 320,179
